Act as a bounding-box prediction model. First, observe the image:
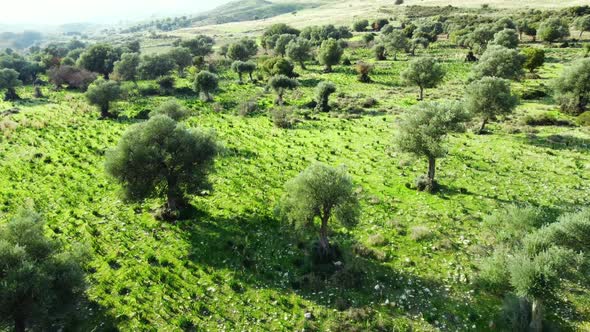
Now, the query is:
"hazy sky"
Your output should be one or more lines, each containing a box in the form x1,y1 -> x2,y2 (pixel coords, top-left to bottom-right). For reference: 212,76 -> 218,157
0,0 -> 233,25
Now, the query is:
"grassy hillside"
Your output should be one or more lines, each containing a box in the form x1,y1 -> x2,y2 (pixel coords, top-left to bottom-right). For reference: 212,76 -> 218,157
1,38 -> 590,330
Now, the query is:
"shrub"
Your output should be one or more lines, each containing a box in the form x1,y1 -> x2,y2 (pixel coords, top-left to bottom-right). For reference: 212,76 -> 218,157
0,68 -> 22,101
521,48 -> 545,73
577,111 -> 590,126
157,75 -> 175,95
521,112 -> 573,127
48,66 -> 97,91
113,52 -> 140,83
490,29 -> 519,49
374,44 -> 386,60
356,62 -> 372,83
238,99 -> 259,117
139,53 -> 176,79
471,45 -> 525,81
286,38 -> 313,69
270,107 -> 297,128
261,57 -> 296,77
537,17 -> 570,43
314,81 -> 336,112
149,100 -> 190,121
552,58 -> 590,115
410,225 -> 433,241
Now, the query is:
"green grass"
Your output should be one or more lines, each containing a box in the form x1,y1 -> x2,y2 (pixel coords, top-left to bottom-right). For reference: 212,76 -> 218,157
1,43 -> 590,331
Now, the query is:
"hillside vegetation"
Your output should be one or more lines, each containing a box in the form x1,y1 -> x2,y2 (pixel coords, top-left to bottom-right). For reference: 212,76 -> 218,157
1,2 -> 590,332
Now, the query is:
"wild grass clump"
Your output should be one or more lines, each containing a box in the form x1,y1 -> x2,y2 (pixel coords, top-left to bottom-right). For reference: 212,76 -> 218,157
270,107 -> 297,128
410,225 -> 433,241
238,99 -> 259,117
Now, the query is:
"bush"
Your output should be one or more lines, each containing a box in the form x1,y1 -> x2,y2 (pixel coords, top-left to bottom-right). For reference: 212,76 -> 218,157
193,71 -> 218,101
553,58 -> 590,115
48,65 -> 97,91
149,100 -> 190,121
270,107 -> 296,128
410,225 -> 433,241
355,62 -> 372,83
238,99 -> 259,117
156,75 -> 175,95
261,57 -> 296,77
577,111 -> 590,126
314,81 -> 336,112
521,112 -> 573,127
521,48 -> 545,73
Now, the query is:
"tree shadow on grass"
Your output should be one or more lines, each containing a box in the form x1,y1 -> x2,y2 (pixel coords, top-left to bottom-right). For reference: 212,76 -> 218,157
521,134 -> 590,153
176,209 -> 493,330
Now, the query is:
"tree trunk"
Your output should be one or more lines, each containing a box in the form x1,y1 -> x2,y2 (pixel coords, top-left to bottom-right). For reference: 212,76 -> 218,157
15,318 -> 25,332
319,212 -> 330,253
103,72 -> 110,80
580,31 -> 584,39
166,177 -> 184,214
418,86 -> 424,101
249,72 -> 254,81
529,298 -> 543,332
300,61 -> 306,70
238,73 -> 243,83
477,118 -> 488,134
100,104 -> 112,119
393,52 -> 398,61
4,88 -> 20,101
277,93 -> 284,106
324,64 -> 332,73
427,156 -> 436,185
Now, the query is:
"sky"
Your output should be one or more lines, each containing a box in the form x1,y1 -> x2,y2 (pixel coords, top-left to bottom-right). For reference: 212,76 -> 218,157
0,0 -> 233,25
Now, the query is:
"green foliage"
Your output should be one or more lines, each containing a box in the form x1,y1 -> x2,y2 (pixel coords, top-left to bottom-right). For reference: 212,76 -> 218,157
314,81 -> 336,112
227,39 -> 258,61
523,209 -> 590,255
138,54 -> 176,80
394,101 -> 469,190
317,38 -> 343,72
85,78 -> 122,118
0,68 -> 22,101
553,58 -> 590,115
464,77 -> 518,133
278,163 -> 359,249
274,34 -> 297,57
168,47 -> 193,76
352,19 -> 369,32
490,29 -> 519,49
471,45 -> 525,81
263,23 -> 300,39
105,115 -> 218,215
374,44 -> 386,60
113,52 -> 140,82
77,43 -> 120,79
355,62 -> 372,83
231,61 -> 256,82
270,106 -> 297,128
537,17 -> 570,42
268,74 -> 299,105
300,25 -> 352,45
181,35 -> 215,57
286,38 -> 312,69
156,75 -> 175,95
149,100 -> 190,121
193,71 -> 219,101
400,57 -> 445,100
48,66 -> 97,91
0,207 -> 87,332
574,15 -> 590,38
521,48 -> 545,73
466,25 -> 495,54
261,57 -> 296,77
380,30 -> 408,60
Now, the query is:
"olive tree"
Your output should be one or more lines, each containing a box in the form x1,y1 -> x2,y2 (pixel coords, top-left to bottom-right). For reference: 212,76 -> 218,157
537,18 -> 570,43
394,101 -> 469,192
381,30 -> 408,60
274,34 -> 297,57
193,71 -> 219,102
231,61 -> 256,83
278,163 -> 359,256
150,100 -> 190,121
352,19 -> 369,32
168,47 -> 193,76
521,48 -> 545,73
464,77 -> 518,134
0,68 -> 22,101
105,115 -> 218,218
400,57 -> 445,100
470,45 -> 525,80
181,35 -> 214,57
113,52 -> 140,83
138,54 -> 176,80
490,29 -> 519,49
286,38 -> 313,69
0,207 -> 87,332
85,78 -> 122,118
268,75 -> 299,105
552,58 -> 590,115
478,208 -> 589,332
317,38 -> 343,72
574,15 -> 590,39
77,43 -> 120,79
314,81 -> 336,112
